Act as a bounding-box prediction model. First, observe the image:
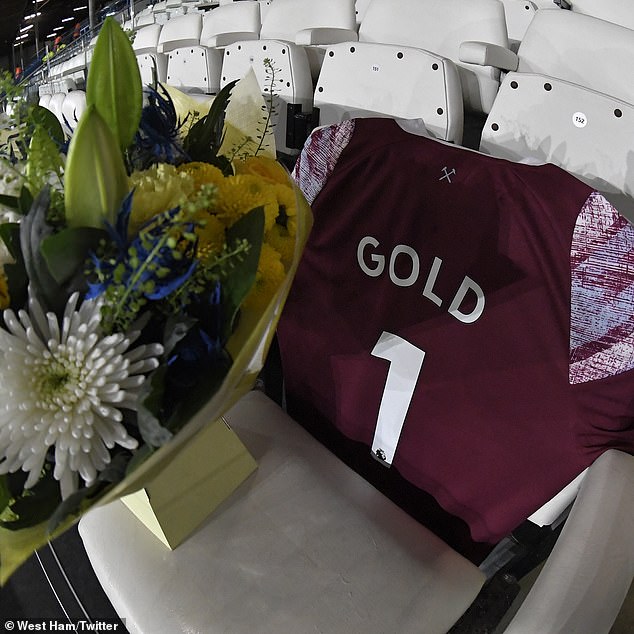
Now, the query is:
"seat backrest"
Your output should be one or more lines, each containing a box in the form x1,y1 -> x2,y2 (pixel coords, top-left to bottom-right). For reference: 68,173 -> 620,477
480,72 -> 634,219
166,45 -> 223,94
568,0 -> 634,31
221,40 -> 314,155
358,0 -> 510,114
315,42 -> 464,144
517,9 -> 634,105
259,0 -> 356,41
158,13 -> 202,53
133,23 -> 163,54
134,12 -> 156,27
355,0 -> 373,25
38,93 -> 52,108
61,90 -> 87,135
501,0 -> 539,49
47,92 -> 68,130
200,1 -> 261,47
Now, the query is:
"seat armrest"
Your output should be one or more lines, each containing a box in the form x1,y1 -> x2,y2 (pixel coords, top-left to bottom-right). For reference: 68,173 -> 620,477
295,27 -> 359,46
459,41 -> 519,71
503,450 -> 634,634
201,32 -> 259,48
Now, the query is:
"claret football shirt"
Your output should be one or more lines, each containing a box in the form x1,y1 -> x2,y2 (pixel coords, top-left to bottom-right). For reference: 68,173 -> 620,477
278,118 -> 634,543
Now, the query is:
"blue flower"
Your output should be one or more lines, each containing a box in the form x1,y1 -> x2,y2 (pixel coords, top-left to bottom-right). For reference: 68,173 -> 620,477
85,192 -> 198,331
129,85 -> 190,170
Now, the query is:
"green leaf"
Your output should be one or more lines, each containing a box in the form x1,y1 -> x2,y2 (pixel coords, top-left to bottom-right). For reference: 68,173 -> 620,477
40,226 -> 106,286
30,105 -> 64,145
0,470 -> 61,531
87,17 -> 142,150
18,186 -> 33,215
222,206 -> 264,338
0,194 -> 19,211
65,105 -> 129,229
20,189 -> 67,315
0,476 -> 10,513
0,222 -> 21,261
183,80 -> 237,164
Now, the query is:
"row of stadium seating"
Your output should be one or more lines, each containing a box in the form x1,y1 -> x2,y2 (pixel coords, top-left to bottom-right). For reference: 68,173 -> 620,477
37,0 -> 634,219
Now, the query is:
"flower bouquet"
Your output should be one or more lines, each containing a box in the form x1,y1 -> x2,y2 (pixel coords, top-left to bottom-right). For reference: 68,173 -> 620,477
0,19 -> 311,583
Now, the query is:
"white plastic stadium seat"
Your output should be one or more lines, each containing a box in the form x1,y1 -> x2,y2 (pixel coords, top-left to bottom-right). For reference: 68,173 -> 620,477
314,42 -> 464,143
357,0 -> 511,114
38,83 -> 54,97
79,391 -> 487,634
221,39 -> 314,154
159,13 -> 222,94
134,10 -> 156,28
133,24 -> 168,86
47,93 -> 67,132
480,73 -> 634,221
152,0 -> 170,25
567,0 -> 634,32
199,1 -> 261,48
38,93 -> 52,109
461,10 -> 634,107
258,0 -> 357,80
501,0 -> 539,51
60,90 -> 87,136
219,0 -> 358,154
355,0 -> 373,26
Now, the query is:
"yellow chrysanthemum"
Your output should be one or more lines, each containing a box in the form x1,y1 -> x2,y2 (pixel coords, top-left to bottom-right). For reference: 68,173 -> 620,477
215,174 -> 278,230
0,268 -> 10,310
266,225 -> 295,269
243,243 -> 286,310
273,183 -> 298,236
194,212 -> 226,261
177,162 -> 225,191
233,156 -> 290,186
128,164 -> 195,235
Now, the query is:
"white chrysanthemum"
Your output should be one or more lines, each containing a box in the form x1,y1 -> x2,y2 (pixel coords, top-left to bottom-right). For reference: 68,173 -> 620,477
0,289 -> 164,499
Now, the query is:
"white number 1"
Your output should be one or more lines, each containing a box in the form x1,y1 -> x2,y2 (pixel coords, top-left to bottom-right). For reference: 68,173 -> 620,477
370,332 -> 426,466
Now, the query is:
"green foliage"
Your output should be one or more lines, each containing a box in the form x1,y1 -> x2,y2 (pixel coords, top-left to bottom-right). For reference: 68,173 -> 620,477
221,206 -> 265,337
20,189 -> 68,316
40,226 -> 106,288
25,125 -> 64,197
253,58 -> 281,156
0,466 -> 61,531
0,475 -> 9,515
65,106 -> 129,229
95,210 -> 200,334
162,206 -> 264,341
183,80 -> 237,171
87,17 -> 143,151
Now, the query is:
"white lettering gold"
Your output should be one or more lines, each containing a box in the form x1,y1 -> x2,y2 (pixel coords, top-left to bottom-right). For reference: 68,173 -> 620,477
447,276 -> 485,323
357,236 -> 385,277
422,256 -> 443,307
356,237 -> 485,323
389,245 -> 419,287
